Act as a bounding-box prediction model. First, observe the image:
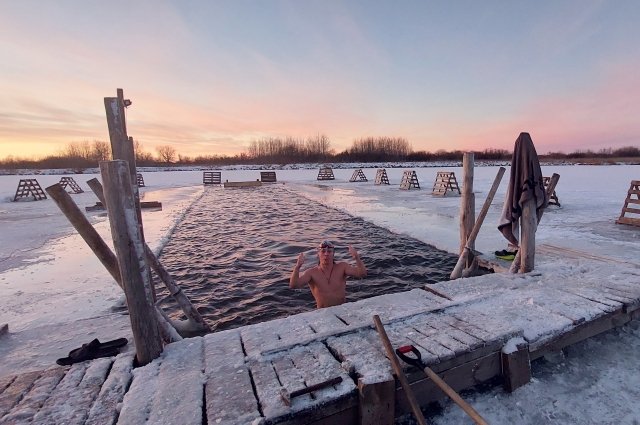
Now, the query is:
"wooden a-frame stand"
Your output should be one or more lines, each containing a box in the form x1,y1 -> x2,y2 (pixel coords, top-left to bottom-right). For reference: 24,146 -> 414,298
349,169 -> 368,182
432,171 -> 461,196
59,177 -> 84,194
616,180 -> 640,227
375,169 -> 390,185
543,176 -> 560,206
13,179 -> 47,201
400,170 -> 420,190
317,167 -> 335,180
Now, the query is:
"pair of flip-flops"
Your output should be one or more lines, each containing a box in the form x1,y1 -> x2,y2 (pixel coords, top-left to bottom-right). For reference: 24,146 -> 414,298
494,249 -> 518,261
56,337 -> 128,366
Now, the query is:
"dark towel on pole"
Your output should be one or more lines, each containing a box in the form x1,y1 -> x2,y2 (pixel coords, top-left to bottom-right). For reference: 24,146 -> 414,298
498,132 -> 548,246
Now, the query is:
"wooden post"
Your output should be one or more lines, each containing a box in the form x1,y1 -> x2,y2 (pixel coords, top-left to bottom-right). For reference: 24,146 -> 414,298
104,90 -> 155,300
100,160 -> 162,365
460,153 -> 475,268
510,173 -> 560,273
46,183 -> 122,286
501,340 -> 531,392
519,198 -> 537,273
358,378 -> 395,425
87,178 -> 106,205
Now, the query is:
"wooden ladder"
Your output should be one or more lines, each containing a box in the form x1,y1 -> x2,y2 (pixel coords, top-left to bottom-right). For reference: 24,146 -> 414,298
431,171 -> 460,196
349,169 -> 368,182
13,179 -> 47,201
400,170 -> 420,190
59,177 -> 84,194
317,167 -> 335,180
375,169 -> 390,185
616,180 -> 640,227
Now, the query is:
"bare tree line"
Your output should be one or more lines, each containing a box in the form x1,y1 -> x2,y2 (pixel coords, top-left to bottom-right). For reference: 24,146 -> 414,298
0,136 -> 637,170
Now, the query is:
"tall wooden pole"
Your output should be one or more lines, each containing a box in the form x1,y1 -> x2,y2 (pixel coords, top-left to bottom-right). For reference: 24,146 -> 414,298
460,153 -> 475,268
100,160 -> 163,365
104,89 -> 156,300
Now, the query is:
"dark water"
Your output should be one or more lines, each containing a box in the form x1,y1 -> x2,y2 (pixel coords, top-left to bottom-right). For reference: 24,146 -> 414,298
157,185 -> 457,332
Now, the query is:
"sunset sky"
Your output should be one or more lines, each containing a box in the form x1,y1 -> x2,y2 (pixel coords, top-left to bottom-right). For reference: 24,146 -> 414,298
1,1 -> 639,160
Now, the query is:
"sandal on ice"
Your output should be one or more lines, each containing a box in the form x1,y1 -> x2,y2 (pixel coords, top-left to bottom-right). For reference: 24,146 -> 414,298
56,338 -> 128,366
66,338 -> 128,358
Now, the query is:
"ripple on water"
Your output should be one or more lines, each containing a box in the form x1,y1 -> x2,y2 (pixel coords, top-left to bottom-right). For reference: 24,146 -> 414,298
157,185 -> 458,332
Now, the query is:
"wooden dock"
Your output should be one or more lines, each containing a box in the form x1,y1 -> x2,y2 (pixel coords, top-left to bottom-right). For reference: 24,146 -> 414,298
1,260 -> 639,424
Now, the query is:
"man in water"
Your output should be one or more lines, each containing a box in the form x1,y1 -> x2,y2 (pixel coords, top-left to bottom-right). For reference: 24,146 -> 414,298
289,240 -> 367,308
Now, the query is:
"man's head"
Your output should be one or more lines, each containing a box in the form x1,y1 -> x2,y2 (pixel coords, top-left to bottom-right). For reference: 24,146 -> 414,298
317,240 -> 335,264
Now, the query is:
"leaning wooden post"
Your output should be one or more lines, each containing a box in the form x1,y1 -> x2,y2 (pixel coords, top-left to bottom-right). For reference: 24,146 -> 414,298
100,160 -> 163,365
45,183 -> 121,286
87,178 -> 210,333
460,153 -> 475,268
87,178 -> 106,205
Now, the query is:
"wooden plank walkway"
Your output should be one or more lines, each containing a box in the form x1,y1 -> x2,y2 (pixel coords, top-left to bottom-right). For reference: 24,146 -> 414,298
1,263 -> 640,424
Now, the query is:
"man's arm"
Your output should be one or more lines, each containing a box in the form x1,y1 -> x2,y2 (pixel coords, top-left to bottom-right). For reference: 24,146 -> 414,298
344,245 -> 367,278
290,252 -> 312,289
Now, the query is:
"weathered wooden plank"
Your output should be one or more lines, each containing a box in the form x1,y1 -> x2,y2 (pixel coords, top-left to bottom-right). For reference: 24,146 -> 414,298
330,289 -> 446,326
288,342 -> 354,405
0,370 -> 41,419
58,357 -> 113,425
0,368 -> 65,425
558,286 -> 623,310
147,338 -> 204,425
529,309 -> 632,357
117,357 -> 161,424
31,362 -> 89,424
421,315 -> 484,348
248,359 -> 289,419
241,321 -> 283,357
260,344 -> 356,425
204,330 -> 262,425
326,331 -> 392,383
85,354 -> 134,425
297,309 -> 350,334
527,288 -> 610,325
407,316 -> 476,355
449,299 -> 565,345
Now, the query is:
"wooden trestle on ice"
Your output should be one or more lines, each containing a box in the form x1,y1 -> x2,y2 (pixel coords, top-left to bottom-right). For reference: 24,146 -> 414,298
2,261 -> 640,424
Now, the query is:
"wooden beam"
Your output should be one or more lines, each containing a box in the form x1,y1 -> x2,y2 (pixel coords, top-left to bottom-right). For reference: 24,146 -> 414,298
501,341 -> 531,392
460,153 -> 475,266
100,160 -> 162,365
519,197 -> 537,273
358,377 -> 395,425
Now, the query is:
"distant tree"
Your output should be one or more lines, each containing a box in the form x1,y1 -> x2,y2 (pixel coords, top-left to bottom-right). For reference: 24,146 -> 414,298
156,145 -> 177,164
91,140 -> 111,161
